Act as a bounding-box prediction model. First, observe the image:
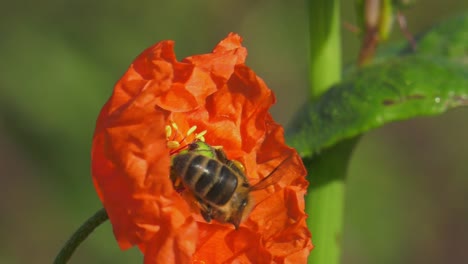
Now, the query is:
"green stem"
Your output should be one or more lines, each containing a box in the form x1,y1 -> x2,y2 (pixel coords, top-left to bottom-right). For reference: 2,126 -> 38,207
306,0 -> 345,264
305,138 -> 358,264
308,0 -> 342,99
54,208 -> 109,264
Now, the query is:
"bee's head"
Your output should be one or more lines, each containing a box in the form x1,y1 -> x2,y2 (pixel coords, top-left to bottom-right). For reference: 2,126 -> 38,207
229,196 -> 254,229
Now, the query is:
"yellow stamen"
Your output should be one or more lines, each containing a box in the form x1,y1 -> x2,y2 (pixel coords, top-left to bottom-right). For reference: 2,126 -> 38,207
195,130 -> 207,140
166,121 -> 209,148
167,141 -> 180,149
165,125 -> 172,139
171,122 -> 179,130
186,125 -> 197,136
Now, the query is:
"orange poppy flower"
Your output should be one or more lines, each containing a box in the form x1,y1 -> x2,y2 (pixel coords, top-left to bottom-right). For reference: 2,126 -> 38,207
91,33 -> 312,263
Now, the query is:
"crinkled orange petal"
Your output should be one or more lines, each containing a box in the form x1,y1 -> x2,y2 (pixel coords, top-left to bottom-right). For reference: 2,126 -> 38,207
91,41 -> 198,253
191,112 -> 311,263
92,32 -> 312,263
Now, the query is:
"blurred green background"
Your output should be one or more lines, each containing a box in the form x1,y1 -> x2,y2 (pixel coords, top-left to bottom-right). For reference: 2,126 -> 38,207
1,0 -> 467,263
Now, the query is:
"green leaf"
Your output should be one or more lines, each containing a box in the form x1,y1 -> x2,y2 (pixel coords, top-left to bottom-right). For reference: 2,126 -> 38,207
417,13 -> 468,63
288,13 -> 468,158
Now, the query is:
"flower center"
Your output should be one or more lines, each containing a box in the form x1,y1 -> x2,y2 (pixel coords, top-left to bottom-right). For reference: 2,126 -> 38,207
165,121 -> 207,155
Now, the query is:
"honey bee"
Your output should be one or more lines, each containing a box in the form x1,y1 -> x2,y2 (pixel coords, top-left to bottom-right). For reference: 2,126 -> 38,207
171,140 -> 290,229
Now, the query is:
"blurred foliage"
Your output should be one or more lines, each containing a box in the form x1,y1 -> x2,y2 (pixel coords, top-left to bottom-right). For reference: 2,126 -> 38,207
0,0 -> 467,263
289,13 -> 468,156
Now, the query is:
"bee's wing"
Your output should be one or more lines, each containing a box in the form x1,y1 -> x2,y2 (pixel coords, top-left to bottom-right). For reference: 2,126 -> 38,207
250,154 -> 293,191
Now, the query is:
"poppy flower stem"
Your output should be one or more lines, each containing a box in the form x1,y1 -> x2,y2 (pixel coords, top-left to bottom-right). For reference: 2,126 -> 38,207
304,138 -> 358,264
308,0 -> 342,100
306,0 -> 347,263
53,208 -> 108,264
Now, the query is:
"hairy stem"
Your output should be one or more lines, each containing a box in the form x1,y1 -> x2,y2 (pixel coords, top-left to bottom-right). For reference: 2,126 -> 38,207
54,208 -> 109,264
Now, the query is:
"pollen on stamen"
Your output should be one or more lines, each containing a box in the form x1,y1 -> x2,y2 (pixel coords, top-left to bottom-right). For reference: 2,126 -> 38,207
171,122 -> 179,131
186,125 -> 197,137
166,121 -> 207,150
165,125 -> 172,139
167,140 -> 180,149
195,130 -> 207,141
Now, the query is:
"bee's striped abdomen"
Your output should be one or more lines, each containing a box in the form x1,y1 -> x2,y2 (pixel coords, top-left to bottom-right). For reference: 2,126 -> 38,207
205,165 -> 238,205
172,153 -> 238,206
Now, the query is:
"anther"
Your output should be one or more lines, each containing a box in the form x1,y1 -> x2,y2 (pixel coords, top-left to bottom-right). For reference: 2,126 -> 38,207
195,130 -> 207,139
171,122 -> 179,130
167,141 -> 180,149
186,125 -> 197,136
165,125 -> 172,138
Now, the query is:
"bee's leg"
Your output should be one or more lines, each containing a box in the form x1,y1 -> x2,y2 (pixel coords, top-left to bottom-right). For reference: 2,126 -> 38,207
197,199 -> 213,223
170,170 -> 185,193
213,147 -> 229,164
213,147 -> 245,176
200,208 -> 212,223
